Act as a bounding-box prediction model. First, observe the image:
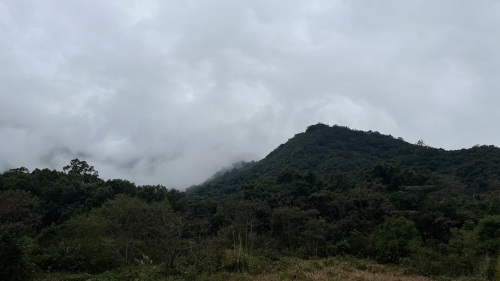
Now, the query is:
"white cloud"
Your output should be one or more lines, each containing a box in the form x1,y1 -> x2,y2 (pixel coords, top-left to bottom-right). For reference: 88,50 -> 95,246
1,0 -> 500,187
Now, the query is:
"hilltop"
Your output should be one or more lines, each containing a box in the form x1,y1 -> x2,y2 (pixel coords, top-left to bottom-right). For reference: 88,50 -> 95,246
191,123 -> 500,195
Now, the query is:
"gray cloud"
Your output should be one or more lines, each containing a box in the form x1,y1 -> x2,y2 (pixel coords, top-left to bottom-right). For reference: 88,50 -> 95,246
1,0 -> 500,188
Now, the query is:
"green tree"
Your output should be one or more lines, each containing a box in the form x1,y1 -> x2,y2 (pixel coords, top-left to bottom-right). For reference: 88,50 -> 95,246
375,216 -> 422,263
301,218 -> 328,257
35,213 -> 123,273
271,207 -> 318,251
477,216 -> 500,256
445,223 -> 479,276
475,216 -> 500,278
0,190 -> 42,235
96,195 -> 154,264
63,159 -> 98,176
0,223 -> 31,281
63,158 -> 100,183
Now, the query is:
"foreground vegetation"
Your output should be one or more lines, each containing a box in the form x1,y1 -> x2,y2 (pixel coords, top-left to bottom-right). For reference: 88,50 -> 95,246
34,257 -> 489,281
2,124 -> 500,280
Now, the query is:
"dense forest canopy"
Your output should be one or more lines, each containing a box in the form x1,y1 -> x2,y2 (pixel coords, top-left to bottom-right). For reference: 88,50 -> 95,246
192,124 -> 500,195
2,124 -> 500,280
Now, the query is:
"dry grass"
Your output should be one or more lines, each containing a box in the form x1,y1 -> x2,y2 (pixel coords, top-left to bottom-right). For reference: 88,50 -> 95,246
211,257 -> 482,281
36,257 -> 487,281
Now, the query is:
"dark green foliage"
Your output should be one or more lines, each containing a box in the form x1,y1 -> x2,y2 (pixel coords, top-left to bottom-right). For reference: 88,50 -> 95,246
3,126 -> 500,279
35,217 -> 124,274
476,216 -> 500,256
63,158 -> 98,178
375,217 -> 422,263
0,190 -> 42,234
369,162 -> 430,191
271,207 -> 318,250
0,223 -> 31,281
135,185 -> 169,203
475,216 -> 500,278
194,124 -> 500,196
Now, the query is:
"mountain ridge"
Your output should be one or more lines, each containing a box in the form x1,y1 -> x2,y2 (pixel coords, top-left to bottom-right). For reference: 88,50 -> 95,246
191,123 -> 500,195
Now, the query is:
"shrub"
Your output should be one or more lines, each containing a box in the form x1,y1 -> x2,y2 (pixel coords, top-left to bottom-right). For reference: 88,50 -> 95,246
0,223 -> 31,281
375,217 -> 422,263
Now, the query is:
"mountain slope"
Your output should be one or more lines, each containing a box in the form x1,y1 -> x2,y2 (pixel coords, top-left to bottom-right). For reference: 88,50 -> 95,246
192,123 -> 500,194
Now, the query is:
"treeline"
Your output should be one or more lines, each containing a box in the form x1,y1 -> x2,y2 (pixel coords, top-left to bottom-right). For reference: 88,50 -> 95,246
0,160 -> 184,280
2,159 -> 500,280
197,124 -> 500,194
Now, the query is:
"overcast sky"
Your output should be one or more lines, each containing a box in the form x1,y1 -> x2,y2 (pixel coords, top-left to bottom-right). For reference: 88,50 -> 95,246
1,1 -> 500,188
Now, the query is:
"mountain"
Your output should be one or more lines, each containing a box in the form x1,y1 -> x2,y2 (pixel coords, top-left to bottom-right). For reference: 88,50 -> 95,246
3,124 -> 500,279
191,123 -> 500,195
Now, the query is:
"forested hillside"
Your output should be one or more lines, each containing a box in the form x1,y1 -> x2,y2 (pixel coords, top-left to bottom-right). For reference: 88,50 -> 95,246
194,123 -> 500,195
2,125 -> 500,281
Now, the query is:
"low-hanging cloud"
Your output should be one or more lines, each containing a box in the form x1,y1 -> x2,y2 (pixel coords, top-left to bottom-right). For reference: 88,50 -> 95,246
1,0 -> 500,188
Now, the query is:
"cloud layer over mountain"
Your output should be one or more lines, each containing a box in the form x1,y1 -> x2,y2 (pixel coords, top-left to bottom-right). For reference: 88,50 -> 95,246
1,1 -> 500,188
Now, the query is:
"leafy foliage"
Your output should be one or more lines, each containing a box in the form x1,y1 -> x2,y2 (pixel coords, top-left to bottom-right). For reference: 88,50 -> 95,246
3,124 -> 500,280
0,223 -> 31,281
375,217 -> 422,263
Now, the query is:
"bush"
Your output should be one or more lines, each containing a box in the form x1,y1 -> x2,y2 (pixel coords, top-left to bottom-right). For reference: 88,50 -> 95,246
0,223 -> 31,281
223,249 -> 249,272
375,217 -> 422,263
35,217 -> 124,273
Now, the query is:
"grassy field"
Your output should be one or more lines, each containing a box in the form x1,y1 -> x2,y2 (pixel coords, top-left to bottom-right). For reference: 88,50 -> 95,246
211,258 -> 487,281
35,257 -> 488,281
